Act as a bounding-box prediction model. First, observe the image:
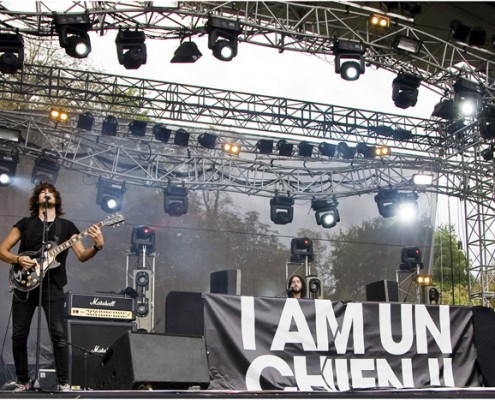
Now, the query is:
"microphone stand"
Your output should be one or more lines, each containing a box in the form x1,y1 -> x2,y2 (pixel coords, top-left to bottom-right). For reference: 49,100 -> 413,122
32,195 -> 50,390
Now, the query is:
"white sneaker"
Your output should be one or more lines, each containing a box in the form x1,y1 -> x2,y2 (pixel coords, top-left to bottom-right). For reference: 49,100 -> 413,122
13,381 -> 32,392
57,383 -> 71,391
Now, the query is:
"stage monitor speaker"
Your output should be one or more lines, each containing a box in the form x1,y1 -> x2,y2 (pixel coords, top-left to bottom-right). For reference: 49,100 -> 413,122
94,332 -> 210,390
165,291 -> 204,336
210,269 -> 241,295
366,280 -> 399,302
66,319 -> 135,389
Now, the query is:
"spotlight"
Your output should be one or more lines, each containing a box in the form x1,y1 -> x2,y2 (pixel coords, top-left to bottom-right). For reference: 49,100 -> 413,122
311,199 -> 340,229
116,30 -> 147,69
170,41 -> 202,63
333,39 -> 365,81
277,140 -> 293,156
48,107 -> 69,123
318,142 -> 336,157
164,183 -> 188,216
415,274 -> 432,285
375,146 -> 391,156
54,13 -> 92,58
375,188 -> 399,218
174,128 -> 190,146
0,126 -> 20,143
392,73 -> 421,109
290,237 -> 314,262
369,13 -> 390,28
431,99 -> 455,120
400,246 -> 423,270
96,177 -> 126,213
298,141 -> 313,157
152,125 -> 171,143
101,115 -> 118,136
397,194 -> 419,221
131,225 -> 155,254
222,142 -> 241,155
337,142 -> 356,159
206,16 -> 242,62
198,133 -> 217,149
31,155 -> 60,185
412,173 -> 433,186
270,195 -> 294,225
0,151 -> 18,186
450,20 -> 471,42
0,32 -> 24,74
128,120 -> 147,137
453,79 -> 482,117
481,146 -> 495,162
135,270 -> 150,288
256,139 -> 273,155
355,142 -> 376,159
77,112 -> 94,130
480,106 -> 495,140
392,35 -> 423,55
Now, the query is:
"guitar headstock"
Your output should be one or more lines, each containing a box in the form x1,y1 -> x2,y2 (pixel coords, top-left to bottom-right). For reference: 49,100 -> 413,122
102,213 -> 125,227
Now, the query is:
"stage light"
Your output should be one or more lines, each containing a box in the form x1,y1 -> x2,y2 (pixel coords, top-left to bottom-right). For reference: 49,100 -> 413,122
96,177 -> 126,213
164,183 -> 188,216
318,142 -> 336,157
412,173 -> 433,186
431,99 -> 455,120
290,237 -> 314,262
337,142 -> 356,159
375,146 -> 391,156
375,188 -> 399,218
152,125 -> 171,143
392,73 -> 421,109
415,274 -> 432,285
0,32 -> 24,74
270,195 -> 294,225
101,115 -> 118,136
77,112 -> 94,130
298,141 -> 313,157
0,126 -> 20,143
206,16 -> 242,62
135,270 -> 150,288
128,120 -> 147,137
393,35 -> 422,54
312,199 -> 340,229
355,142 -> 376,159
450,20 -> 471,42
31,155 -> 60,185
54,13 -> 92,58
400,246 -> 423,270
256,139 -> 273,154
453,79 -> 482,117
49,107 -> 69,123
480,106 -> 495,140
198,133 -> 217,149
369,13 -> 390,28
277,140 -> 293,156
333,39 -> 365,81
0,151 -> 18,186
397,194 -> 419,221
171,41 -> 202,63
481,146 -> 495,162
174,129 -> 189,146
222,143 -> 241,155
131,225 -> 155,254
116,30 -> 147,69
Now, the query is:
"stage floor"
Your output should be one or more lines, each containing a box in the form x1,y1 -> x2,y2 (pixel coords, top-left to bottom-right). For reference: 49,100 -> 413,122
3,388 -> 495,399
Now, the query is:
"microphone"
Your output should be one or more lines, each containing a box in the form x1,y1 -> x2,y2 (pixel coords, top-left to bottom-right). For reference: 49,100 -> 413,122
44,193 -> 51,200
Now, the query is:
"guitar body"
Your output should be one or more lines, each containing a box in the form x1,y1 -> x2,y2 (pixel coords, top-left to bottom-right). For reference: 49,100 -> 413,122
8,213 -> 124,292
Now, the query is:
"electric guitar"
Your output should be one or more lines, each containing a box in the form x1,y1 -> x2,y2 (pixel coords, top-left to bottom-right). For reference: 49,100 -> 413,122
9,213 -> 125,292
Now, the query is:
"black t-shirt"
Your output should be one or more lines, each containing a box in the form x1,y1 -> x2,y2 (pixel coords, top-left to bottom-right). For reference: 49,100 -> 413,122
14,217 -> 80,288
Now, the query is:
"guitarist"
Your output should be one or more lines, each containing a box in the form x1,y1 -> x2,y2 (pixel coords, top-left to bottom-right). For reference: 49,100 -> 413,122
0,182 -> 105,392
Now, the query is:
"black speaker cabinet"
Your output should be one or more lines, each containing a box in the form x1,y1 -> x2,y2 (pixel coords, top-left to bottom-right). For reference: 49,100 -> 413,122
366,280 -> 399,302
210,269 -> 241,295
165,291 -> 204,336
94,331 -> 210,390
66,319 -> 135,389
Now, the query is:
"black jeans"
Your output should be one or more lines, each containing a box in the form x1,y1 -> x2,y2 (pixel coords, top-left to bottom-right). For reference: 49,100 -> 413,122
11,280 -> 68,385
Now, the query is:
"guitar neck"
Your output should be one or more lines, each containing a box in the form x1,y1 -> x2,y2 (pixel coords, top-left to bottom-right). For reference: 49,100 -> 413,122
47,220 -> 105,258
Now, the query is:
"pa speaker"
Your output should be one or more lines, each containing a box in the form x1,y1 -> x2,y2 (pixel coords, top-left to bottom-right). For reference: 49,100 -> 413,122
94,332 -> 210,390
210,269 -> 241,295
366,280 -> 399,302
66,319 -> 135,389
165,291 -> 204,336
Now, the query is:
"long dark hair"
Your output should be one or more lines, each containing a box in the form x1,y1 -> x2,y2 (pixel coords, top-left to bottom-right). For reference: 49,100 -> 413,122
288,274 -> 306,298
29,182 -> 64,217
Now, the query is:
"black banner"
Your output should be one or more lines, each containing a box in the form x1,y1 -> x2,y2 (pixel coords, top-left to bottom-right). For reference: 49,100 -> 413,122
204,294 -> 482,391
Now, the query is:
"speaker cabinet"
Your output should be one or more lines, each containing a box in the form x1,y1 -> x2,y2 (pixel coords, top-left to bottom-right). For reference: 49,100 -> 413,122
94,332 -> 210,390
366,280 -> 399,302
66,319 -> 135,389
165,291 -> 204,336
210,269 -> 241,295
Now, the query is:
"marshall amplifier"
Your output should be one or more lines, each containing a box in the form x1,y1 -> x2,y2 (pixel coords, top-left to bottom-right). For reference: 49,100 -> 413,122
65,292 -> 135,321
66,319 -> 135,389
